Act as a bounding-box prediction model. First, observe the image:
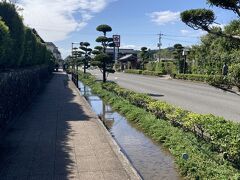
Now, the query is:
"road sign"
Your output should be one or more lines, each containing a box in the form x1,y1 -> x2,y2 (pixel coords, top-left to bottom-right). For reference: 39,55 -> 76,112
113,35 -> 120,47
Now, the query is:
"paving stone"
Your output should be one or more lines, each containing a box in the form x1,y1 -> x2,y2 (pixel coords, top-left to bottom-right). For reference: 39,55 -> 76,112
76,155 -> 101,172
0,72 -> 140,180
78,171 -> 104,180
103,170 -> 129,180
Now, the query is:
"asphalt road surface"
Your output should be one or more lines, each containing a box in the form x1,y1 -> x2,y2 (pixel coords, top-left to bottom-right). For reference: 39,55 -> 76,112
88,69 -> 240,122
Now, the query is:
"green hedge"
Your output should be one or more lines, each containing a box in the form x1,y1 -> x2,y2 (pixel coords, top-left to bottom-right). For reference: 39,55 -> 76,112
0,66 -> 51,128
0,2 -> 54,69
174,74 -> 210,82
229,63 -> 240,89
0,19 -> 12,68
174,74 -> 233,88
146,61 -> 177,75
142,70 -> 163,76
125,69 -> 142,74
99,78 -> 240,166
78,71 -> 240,179
125,69 -> 163,76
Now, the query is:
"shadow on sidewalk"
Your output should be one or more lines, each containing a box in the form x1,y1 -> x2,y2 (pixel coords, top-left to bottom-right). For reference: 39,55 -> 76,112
0,72 -> 92,179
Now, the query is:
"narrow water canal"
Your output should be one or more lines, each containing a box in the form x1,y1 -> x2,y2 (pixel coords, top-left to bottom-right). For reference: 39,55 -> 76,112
78,81 -> 181,180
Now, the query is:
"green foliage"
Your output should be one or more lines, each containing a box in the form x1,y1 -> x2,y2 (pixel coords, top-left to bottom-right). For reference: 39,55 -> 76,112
0,1 -> 25,67
0,66 -> 51,127
0,19 -> 12,68
173,44 -> 184,73
187,19 -> 240,77
94,24 -> 114,82
139,47 -> 150,69
142,70 -> 163,76
96,24 -> 112,35
146,61 -> 177,75
22,28 -> 37,66
124,69 -> 142,74
92,73 -> 240,166
96,36 -> 109,43
229,63 -> 240,89
78,72 -> 240,179
125,69 -> 163,76
175,74 -> 210,82
181,0 -> 240,40
93,53 -> 113,68
181,9 -> 215,31
174,74 -> 232,88
0,2 -> 54,69
207,0 -> 240,14
79,41 -> 92,73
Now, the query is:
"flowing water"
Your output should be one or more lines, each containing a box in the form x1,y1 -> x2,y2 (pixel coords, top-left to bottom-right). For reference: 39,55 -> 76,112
78,81 -> 182,180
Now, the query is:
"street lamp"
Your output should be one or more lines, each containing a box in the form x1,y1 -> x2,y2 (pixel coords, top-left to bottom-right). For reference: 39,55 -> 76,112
182,48 -> 190,74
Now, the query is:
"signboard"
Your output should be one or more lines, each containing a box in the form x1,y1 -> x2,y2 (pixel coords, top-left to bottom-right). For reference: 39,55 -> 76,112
113,35 -> 120,47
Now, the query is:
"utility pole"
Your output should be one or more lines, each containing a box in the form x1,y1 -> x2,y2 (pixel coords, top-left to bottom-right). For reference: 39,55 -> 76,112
157,33 -> 163,62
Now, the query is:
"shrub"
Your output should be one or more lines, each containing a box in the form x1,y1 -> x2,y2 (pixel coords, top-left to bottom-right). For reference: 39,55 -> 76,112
175,74 -> 209,82
175,74 -> 232,88
206,75 -> 231,88
142,70 -> 163,76
0,66 -> 51,128
0,2 -> 25,67
0,19 -> 12,69
91,72 -> 240,166
22,28 -> 38,66
78,71 -> 240,179
229,63 -> 240,90
125,69 -> 142,74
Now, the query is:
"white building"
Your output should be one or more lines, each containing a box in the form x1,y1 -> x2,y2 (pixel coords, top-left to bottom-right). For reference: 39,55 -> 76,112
45,42 -> 62,61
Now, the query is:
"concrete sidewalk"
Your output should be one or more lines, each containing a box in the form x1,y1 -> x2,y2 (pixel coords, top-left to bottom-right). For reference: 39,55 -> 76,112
0,72 -> 140,180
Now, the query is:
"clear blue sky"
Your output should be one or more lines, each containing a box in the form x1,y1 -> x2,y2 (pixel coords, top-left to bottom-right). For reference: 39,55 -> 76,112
19,0 -> 238,58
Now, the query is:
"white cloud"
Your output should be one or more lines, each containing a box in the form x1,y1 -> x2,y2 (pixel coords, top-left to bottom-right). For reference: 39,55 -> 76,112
180,29 -> 207,37
148,11 -> 180,25
18,0 -> 113,42
211,23 -> 226,30
180,30 -> 190,35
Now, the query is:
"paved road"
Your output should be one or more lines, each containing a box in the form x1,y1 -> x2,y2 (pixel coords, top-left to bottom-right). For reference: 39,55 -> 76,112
89,69 -> 240,122
0,72 -> 140,180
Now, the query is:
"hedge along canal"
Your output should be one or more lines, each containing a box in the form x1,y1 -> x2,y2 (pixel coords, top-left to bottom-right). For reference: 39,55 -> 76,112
78,81 -> 182,180
76,72 -> 240,179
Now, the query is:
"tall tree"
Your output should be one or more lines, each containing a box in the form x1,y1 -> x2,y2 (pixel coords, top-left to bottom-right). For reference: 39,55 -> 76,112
80,42 -> 92,73
139,47 -> 149,70
173,44 -> 184,73
93,24 -> 115,82
180,0 -> 240,40
0,18 -> 12,69
0,1 -> 25,67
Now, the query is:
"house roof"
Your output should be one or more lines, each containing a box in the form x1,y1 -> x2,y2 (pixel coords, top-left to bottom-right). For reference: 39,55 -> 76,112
118,54 -> 137,62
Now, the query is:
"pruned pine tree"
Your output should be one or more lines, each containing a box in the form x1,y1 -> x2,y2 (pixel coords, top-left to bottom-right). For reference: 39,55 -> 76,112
92,24 -> 115,82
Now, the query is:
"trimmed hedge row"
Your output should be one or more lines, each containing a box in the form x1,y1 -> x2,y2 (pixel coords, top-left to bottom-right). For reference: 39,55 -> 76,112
78,71 -> 240,179
173,73 -> 240,89
0,66 -> 51,128
174,74 -> 210,82
125,69 -> 163,76
102,81 -> 240,166
0,2 -> 54,69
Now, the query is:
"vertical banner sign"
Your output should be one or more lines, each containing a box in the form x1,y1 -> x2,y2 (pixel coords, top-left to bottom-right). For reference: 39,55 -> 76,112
113,35 -> 120,47
113,35 -> 120,61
